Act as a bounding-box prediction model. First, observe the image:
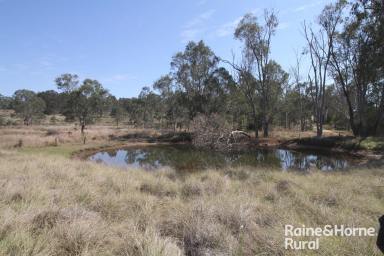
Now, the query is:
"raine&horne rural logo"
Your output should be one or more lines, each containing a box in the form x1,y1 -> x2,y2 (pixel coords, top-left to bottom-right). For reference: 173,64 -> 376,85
284,224 -> 381,251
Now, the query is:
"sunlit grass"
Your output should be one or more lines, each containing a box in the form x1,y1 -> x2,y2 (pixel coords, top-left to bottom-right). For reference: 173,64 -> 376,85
0,126 -> 382,255
359,137 -> 384,151
19,145 -> 79,158
0,148 -> 382,255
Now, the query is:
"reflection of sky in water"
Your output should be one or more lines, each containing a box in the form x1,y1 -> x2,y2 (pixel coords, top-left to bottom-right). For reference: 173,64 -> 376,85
89,145 -> 351,172
90,149 -> 163,170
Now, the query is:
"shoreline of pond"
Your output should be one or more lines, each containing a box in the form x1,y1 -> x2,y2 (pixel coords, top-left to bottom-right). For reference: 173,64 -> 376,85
72,131 -> 383,164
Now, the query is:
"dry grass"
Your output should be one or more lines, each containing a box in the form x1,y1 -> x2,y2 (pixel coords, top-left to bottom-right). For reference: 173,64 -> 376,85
268,127 -> 352,140
0,148 -> 382,255
0,125 -> 159,149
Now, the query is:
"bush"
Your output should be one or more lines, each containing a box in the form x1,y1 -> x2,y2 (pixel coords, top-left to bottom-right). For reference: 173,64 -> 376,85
46,129 -> 59,136
0,117 -> 18,126
50,116 -> 57,124
191,114 -> 232,150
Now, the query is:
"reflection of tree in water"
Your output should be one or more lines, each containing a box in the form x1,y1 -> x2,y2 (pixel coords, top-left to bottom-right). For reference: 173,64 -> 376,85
225,149 -> 281,168
107,151 -> 118,158
122,145 -> 228,171
316,157 -> 348,171
124,149 -> 145,164
91,146 -> 350,172
276,149 -> 348,171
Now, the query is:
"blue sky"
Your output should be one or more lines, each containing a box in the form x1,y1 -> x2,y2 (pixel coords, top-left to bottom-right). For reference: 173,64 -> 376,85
0,0 -> 329,98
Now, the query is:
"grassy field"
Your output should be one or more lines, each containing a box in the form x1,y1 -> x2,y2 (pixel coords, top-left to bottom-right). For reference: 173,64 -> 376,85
0,126 -> 383,255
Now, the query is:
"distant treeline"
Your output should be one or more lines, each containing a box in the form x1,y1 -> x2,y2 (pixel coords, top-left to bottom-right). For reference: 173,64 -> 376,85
0,0 -> 383,137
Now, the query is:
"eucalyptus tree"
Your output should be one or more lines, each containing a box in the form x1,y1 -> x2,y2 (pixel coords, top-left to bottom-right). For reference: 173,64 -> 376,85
330,0 -> 384,136
171,40 -> 222,120
37,90 -> 62,115
12,90 -> 46,125
110,100 -> 126,127
231,10 -> 283,137
64,79 -> 109,139
224,50 -> 261,137
138,86 -> 162,128
0,94 -> 11,109
55,73 -> 79,93
303,1 -> 345,136
288,51 -> 313,131
264,61 -> 289,132
119,98 -> 142,127
153,75 -> 180,130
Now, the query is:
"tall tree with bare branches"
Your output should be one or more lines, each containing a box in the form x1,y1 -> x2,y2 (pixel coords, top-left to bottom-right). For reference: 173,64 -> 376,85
303,1 -> 345,136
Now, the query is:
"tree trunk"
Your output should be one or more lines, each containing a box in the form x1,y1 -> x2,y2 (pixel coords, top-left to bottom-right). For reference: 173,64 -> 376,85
263,119 -> 269,138
316,116 -> 323,137
253,116 -> 259,138
81,124 -> 85,135
315,110 -> 323,137
300,117 -> 306,132
251,107 -> 259,138
80,119 -> 86,144
285,112 -> 288,129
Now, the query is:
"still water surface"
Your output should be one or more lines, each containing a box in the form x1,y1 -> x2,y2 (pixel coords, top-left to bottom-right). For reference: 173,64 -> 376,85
89,145 -> 355,172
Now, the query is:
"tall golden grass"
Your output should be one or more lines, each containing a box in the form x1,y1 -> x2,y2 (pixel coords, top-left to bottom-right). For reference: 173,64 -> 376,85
0,147 -> 383,255
0,125 -> 159,149
0,125 -> 382,255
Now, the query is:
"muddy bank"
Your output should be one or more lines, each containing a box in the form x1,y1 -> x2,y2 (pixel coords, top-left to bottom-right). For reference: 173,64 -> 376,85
109,131 -> 192,143
281,136 -> 384,160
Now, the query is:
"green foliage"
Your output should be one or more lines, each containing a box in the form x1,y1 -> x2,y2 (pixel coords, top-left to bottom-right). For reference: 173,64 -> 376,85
12,90 -> 46,125
171,41 -> 231,118
0,94 -> 12,109
233,11 -> 284,137
55,73 -> 79,93
329,0 -> 384,136
37,90 -> 63,115
61,77 -> 109,129
359,137 -> 384,151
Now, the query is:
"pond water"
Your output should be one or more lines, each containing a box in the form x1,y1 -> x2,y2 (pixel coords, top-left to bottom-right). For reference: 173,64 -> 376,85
89,144 -> 356,172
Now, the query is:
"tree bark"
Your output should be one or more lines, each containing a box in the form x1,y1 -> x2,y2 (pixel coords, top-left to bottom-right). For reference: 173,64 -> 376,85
263,118 -> 269,138
253,115 -> 259,138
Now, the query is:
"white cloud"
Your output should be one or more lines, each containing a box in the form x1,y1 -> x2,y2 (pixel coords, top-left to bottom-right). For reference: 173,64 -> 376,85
180,29 -> 203,43
180,8 -> 272,42
180,9 -> 215,43
197,0 -> 208,6
214,9 -> 262,38
215,17 -> 242,37
104,74 -> 137,83
185,9 -> 215,28
293,1 -> 324,12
